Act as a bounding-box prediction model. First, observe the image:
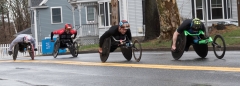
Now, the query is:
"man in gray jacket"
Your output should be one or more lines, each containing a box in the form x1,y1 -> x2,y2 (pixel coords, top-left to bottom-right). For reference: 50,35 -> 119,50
8,34 -> 37,55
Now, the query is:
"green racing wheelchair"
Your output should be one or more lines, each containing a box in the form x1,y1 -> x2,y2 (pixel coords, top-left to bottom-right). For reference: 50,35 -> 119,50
171,30 -> 226,60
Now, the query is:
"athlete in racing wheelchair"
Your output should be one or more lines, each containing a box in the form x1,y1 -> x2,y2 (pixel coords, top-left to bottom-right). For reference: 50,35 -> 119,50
8,34 -> 37,60
99,20 -> 142,63
171,18 -> 226,60
50,23 -> 79,58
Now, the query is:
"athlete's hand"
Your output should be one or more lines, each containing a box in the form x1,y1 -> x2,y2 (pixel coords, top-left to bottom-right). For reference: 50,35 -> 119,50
98,48 -> 102,54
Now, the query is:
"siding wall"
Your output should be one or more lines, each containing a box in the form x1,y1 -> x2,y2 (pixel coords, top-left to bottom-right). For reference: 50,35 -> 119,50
176,0 -> 192,19
32,0 -> 86,42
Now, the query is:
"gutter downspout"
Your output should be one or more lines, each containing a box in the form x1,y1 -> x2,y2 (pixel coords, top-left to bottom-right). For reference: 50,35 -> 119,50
34,9 -> 38,54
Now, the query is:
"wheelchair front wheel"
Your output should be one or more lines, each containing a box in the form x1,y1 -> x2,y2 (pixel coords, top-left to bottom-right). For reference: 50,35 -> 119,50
132,40 -> 142,62
212,35 -> 226,59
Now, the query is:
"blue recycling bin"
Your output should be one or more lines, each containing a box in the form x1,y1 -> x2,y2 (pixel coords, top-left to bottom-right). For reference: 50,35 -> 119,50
42,37 -> 66,55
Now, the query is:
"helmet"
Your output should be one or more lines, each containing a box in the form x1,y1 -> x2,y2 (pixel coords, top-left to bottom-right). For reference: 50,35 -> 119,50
191,18 -> 201,31
23,36 -> 30,43
65,23 -> 72,30
119,20 -> 130,29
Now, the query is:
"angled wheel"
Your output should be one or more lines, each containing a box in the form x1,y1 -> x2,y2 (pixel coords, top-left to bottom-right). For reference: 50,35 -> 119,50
13,44 -> 19,61
193,44 -> 208,58
53,40 -> 60,58
212,35 -> 226,59
71,42 -> 79,57
120,46 -> 132,61
132,40 -> 142,62
171,33 -> 186,60
100,38 -> 111,63
28,44 -> 35,60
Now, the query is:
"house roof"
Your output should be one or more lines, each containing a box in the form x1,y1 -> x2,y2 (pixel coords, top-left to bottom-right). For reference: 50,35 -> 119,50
31,0 -> 43,7
13,28 -> 32,36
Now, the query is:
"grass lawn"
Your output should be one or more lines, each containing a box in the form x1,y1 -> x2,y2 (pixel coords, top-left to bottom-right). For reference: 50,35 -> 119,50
79,25 -> 240,51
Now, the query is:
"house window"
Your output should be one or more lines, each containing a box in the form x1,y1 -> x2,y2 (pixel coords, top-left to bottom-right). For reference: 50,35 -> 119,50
196,0 -> 203,20
99,2 -> 111,27
51,7 -> 62,24
211,0 -> 223,19
87,6 -> 95,21
192,0 -> 232,20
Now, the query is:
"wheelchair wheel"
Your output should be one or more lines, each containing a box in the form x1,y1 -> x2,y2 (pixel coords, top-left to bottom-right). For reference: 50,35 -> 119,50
171,33 -> 186,60
100,38 -> 111,63
120,46 -> 132,61
193,44 -> 208,58
13,44 -> 19,61
212,35 -> 226,59
132,40 -> 142,62
28,44 -> 35,60
71,42 -> 79,57
53,40 -> 60,58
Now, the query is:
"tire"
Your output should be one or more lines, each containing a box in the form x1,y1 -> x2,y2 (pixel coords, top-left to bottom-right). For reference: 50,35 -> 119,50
28,44 -> 35,60
100,38 -> 111,63
120,47 -> 132,61
213,35 -> 226,59
171,33 -> 186,60
13,44 -> 19,61
53,40 -> 60,58
132,40 -> 142,62
193,44 -> 208,58
71,42 -> 79,57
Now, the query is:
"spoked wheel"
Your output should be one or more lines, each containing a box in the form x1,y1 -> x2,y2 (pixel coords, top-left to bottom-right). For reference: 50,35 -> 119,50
71,42 -> 79,57
100,38 -> 111,63
28,44 -> 35,60
13,44 -> 19,61
171,33 -> 186,60
212,35 -> 226,59
53,40 -> 60,58
132,40 -> 142,62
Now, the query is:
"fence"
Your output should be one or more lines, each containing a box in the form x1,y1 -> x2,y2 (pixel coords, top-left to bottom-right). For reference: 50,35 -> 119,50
0,42 -> 42,58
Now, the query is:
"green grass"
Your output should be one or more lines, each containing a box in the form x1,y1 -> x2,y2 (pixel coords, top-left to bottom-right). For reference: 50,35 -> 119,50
79,26 -> 240,51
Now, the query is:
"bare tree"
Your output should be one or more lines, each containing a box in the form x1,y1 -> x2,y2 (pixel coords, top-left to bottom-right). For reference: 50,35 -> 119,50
0,0 -> 30,43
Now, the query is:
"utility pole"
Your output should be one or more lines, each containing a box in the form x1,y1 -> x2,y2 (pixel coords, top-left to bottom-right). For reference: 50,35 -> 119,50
238,0 -> 240,26
111,0 -> 119,25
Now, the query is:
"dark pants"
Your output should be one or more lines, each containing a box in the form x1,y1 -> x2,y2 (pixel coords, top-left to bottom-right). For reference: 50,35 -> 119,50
185,34 -> 206,51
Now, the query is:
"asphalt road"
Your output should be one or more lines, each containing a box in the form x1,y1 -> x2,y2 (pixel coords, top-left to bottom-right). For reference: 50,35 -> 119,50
0,51 -> 240,86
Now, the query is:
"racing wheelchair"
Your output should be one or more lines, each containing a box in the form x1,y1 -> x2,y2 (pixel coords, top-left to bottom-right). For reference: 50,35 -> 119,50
13,42 -> 35,60
171,30 -> 226,60
52,34 -> 79,58
100,36 -> 142,63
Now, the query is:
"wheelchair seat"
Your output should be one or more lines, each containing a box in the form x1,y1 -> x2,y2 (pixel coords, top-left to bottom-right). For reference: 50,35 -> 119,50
58,34 -> 73,48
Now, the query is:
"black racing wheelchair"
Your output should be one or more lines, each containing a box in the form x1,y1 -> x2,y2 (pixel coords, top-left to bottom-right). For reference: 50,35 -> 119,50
13,42 -> 35,60
100,36 -> 142,63
51,34 -> 79,58
171,30 -> 226,60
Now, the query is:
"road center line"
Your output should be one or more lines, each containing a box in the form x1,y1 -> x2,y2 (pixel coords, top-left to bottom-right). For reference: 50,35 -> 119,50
1,60 -> 240,72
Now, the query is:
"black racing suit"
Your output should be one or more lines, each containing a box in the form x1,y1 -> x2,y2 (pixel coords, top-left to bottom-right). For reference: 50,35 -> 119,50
176,19 -> 206,51
99,25 -> 132,52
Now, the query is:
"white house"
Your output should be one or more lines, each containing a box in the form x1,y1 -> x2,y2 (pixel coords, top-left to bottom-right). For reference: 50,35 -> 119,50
177,0 -> 238,26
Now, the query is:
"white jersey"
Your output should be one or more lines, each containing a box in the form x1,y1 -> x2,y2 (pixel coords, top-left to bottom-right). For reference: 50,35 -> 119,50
8,34 -> 36,51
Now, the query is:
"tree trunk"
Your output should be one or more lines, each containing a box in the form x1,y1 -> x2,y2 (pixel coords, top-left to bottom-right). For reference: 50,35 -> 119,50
111,0 -> 119,26
156,0 -> 180,40
144,0 -> 160,41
